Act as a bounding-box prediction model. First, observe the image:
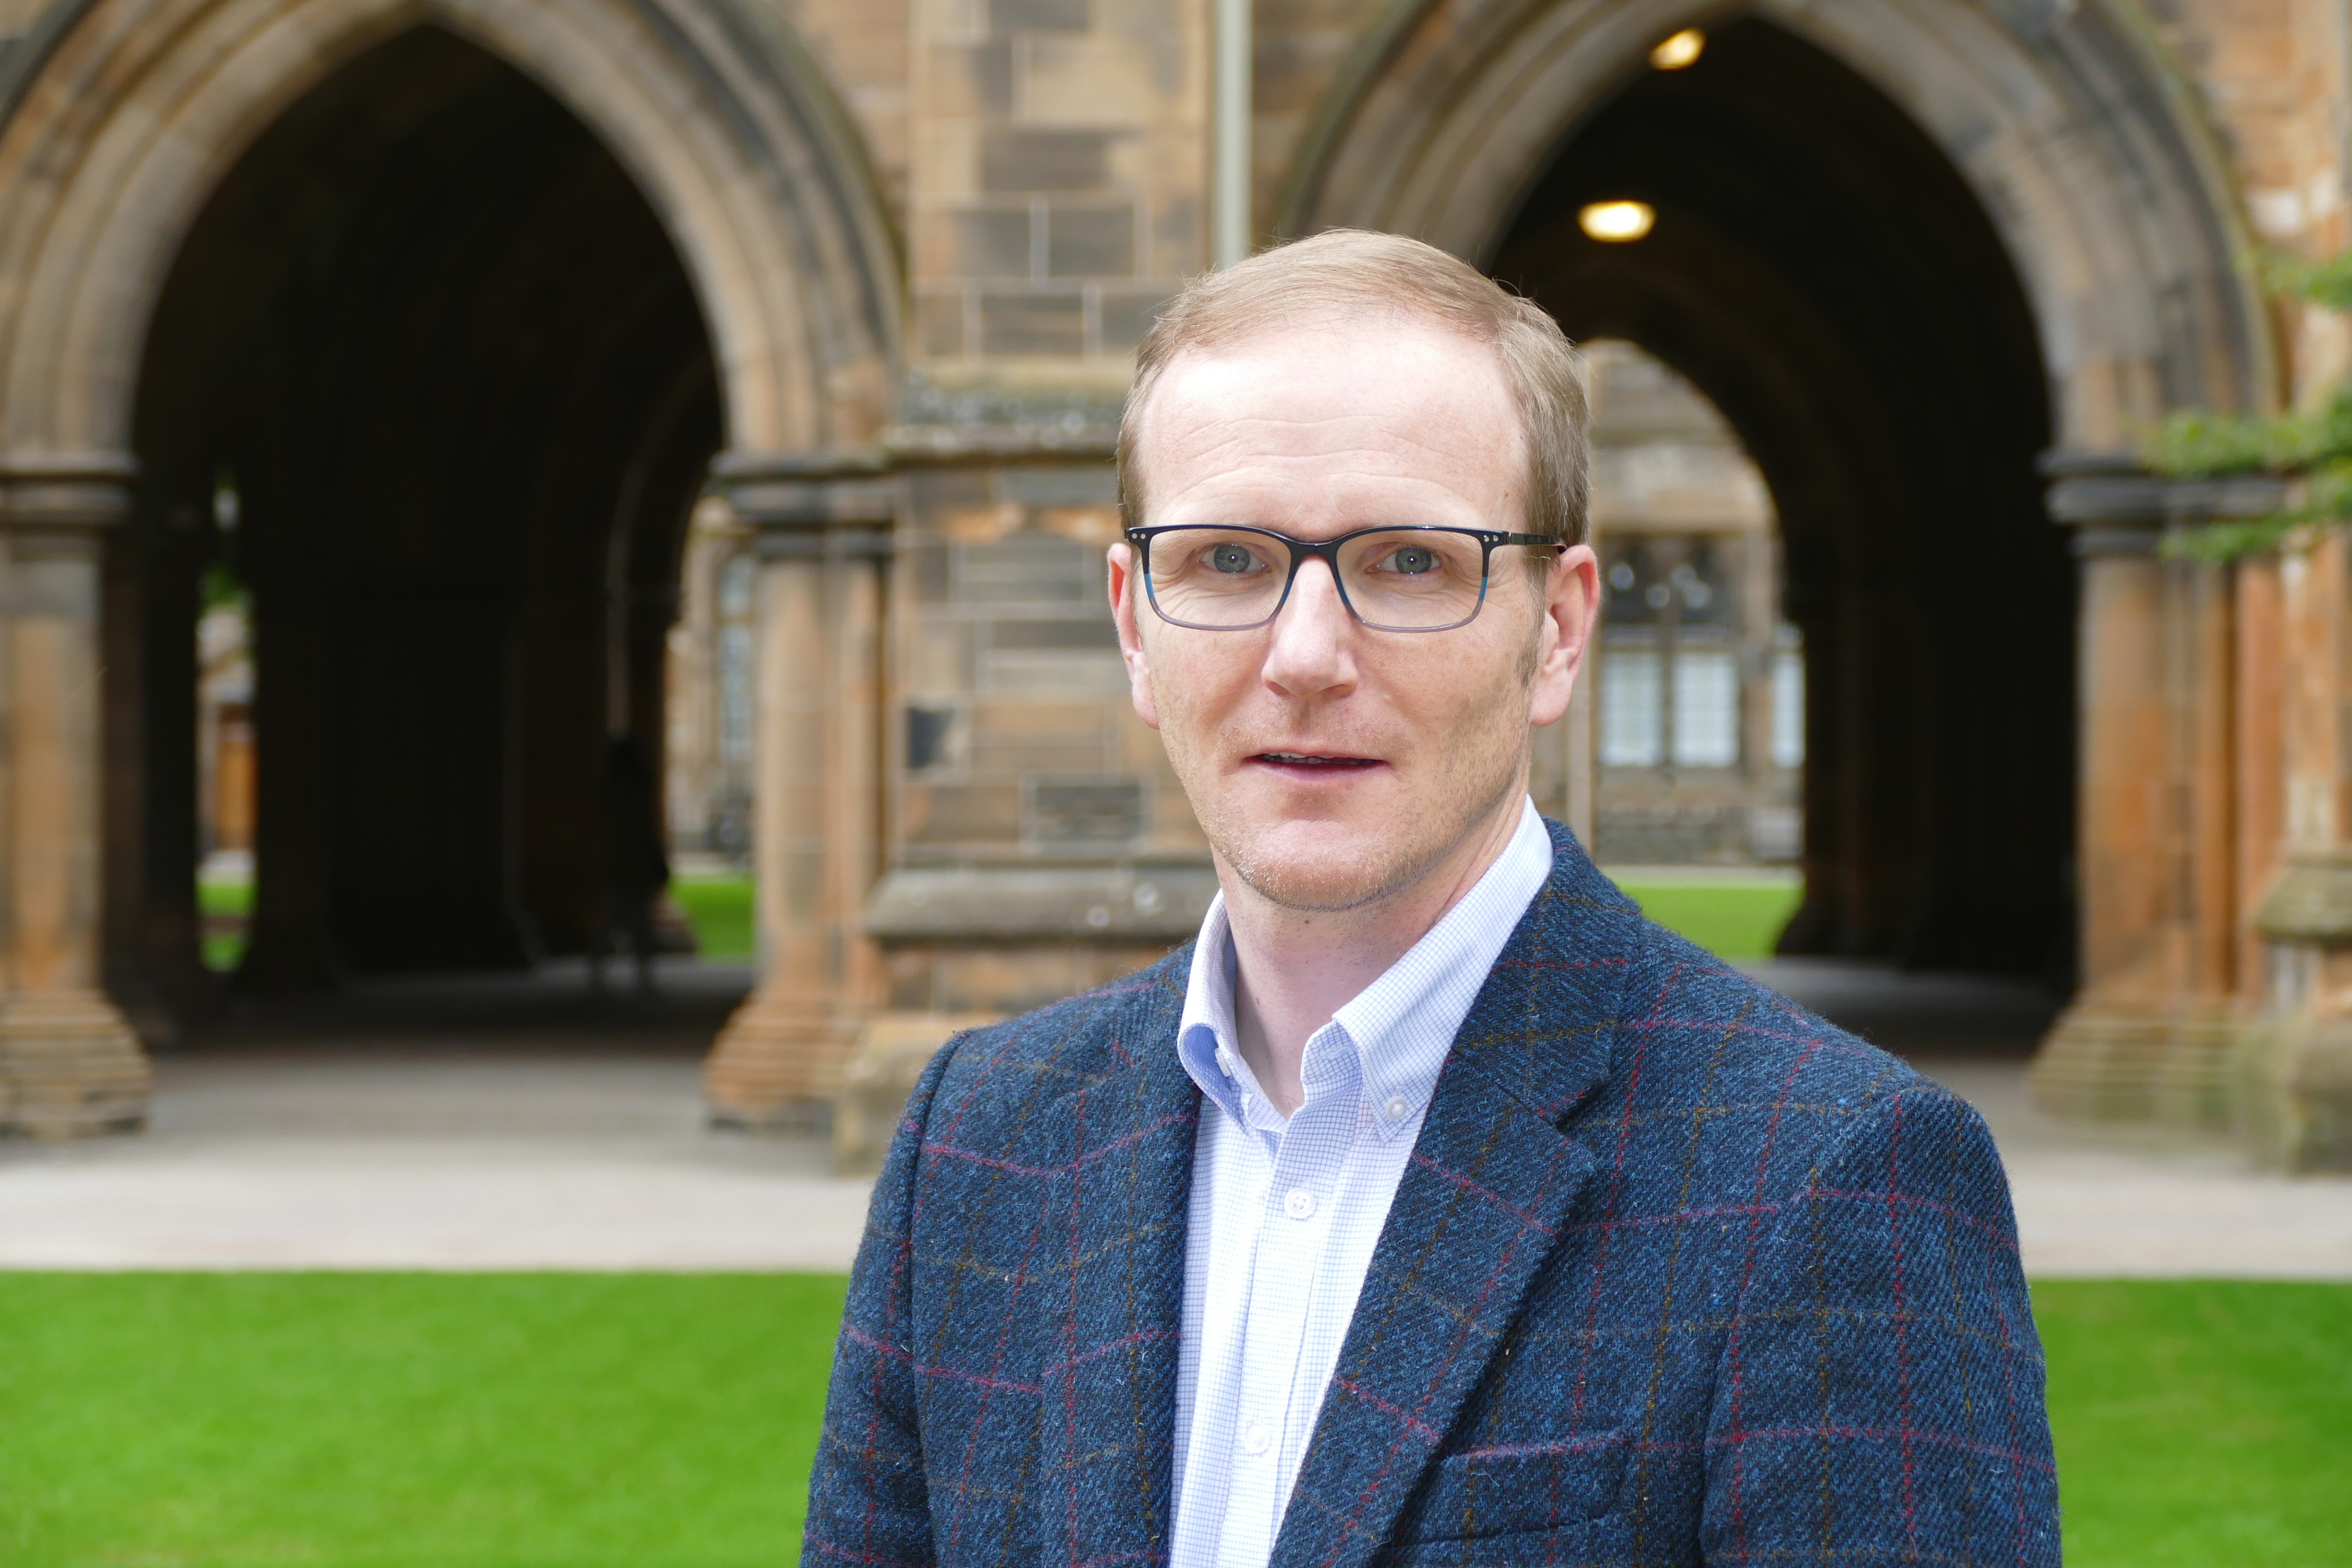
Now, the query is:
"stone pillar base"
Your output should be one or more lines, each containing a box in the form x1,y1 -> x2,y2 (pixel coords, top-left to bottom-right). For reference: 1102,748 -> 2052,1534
703,986 -> 866,1131
2027,998 -> 2240,1131
2236,1012 -> 2352,1172
834,1011 -> 1002,1175
0,989 -> 152,1137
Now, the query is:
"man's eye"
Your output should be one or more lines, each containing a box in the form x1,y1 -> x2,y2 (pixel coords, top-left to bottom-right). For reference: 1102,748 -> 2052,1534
1208,544 -> 1260,573
1384,546 -> 1439,575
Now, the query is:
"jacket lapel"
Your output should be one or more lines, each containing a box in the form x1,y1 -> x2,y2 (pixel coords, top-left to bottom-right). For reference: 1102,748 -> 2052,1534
1271,825 -> 1640,1568
1037,961 -> 1200,1568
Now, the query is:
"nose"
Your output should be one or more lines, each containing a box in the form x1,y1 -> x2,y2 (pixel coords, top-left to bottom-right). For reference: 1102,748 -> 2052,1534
1259,557 -> 1358,698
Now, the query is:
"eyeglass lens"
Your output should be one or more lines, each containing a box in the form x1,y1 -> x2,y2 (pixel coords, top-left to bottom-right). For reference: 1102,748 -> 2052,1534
1144,527 -> 1490,630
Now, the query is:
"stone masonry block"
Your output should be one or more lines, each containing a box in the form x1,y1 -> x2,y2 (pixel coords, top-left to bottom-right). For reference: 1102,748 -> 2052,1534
991,0 -> 1091,30
917,122 -> 981,198
976,699 -> 1117,733
982,129 -> 1112,191
927,41 -> 1015,116
1146,196 -> 1201,277
1099,286 -> 1170,350
973,734 -> 1112,774
908,781 -> 1025,841
989,615 -> 1120,649
922,206 -> 1035,279
915,288 -> 969,357
1001,466 -> 1118,505
1047,204 -> 1136,276
1021,36 -> 1167,127
979,288 -> 1087,353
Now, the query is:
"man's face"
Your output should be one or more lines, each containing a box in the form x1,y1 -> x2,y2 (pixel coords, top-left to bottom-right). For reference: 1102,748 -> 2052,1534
1109,317 -> 1598,913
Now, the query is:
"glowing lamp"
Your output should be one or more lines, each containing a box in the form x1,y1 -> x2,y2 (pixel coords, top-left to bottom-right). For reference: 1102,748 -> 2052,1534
1650,28 -> 1705,68
1578,200 -> 1656,242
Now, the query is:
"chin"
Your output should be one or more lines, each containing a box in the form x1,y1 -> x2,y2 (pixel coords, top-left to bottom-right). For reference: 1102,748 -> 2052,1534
1220,830 -> 1425,914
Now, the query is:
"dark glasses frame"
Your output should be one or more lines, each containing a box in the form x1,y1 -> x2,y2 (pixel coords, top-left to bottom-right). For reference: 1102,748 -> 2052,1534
1123,523 -> 1567,633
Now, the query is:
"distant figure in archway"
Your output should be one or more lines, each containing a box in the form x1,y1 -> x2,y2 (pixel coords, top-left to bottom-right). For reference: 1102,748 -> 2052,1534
591,737 -> 670,997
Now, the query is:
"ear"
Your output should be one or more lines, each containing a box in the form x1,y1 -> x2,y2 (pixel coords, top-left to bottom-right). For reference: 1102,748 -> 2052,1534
1109,539 -> 1162,730
1528,542 -> 1599,728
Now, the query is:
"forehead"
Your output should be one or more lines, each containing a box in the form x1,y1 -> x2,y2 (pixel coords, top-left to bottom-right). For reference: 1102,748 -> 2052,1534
1132,317 -> 1523,504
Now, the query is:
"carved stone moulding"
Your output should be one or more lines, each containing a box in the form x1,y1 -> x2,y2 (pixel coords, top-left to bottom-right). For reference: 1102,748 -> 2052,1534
2244,852 -> 2352,1172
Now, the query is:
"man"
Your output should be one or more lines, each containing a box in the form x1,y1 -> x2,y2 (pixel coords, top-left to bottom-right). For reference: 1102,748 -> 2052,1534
807,231 -> 2058,1568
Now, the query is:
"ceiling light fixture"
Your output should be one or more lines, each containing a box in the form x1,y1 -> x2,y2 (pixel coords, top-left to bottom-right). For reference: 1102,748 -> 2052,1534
1579,200 -> 1656,242
1650,28 -> 1705,69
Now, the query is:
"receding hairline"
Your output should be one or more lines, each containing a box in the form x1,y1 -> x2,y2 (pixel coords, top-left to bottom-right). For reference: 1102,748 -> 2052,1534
1120,306 -> 1532,518
1115,230 -> 1589,556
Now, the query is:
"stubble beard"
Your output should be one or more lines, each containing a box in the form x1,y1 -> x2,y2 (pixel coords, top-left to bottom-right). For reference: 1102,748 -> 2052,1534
1156,674 -> 1534,917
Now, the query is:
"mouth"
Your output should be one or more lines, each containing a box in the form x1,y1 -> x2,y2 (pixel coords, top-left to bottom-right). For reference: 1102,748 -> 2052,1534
1248,750 -> 1383,772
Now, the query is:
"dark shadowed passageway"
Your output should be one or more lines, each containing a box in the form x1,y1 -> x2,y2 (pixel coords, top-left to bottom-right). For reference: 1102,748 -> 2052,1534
1494,18 -> 2073,978
109,27 -> 722,1027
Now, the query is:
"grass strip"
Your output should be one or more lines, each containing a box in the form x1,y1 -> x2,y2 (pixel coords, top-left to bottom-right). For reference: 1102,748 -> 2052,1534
671,876 -> 755,961
2035,1278 -> 2352,1566
5,1239 -> 2344,1564
1613,879 -> 1803,959
0,1272 -> 843,1568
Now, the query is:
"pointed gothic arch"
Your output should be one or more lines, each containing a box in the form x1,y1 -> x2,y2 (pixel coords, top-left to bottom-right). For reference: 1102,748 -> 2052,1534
0,0 -> 900,471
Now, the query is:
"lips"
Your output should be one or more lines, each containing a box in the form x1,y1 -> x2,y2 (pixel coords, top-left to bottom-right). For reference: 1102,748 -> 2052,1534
1250,751 -> 1379,768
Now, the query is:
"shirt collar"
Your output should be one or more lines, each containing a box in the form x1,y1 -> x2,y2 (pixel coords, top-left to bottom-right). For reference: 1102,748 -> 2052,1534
1176,798 -> 1554,1140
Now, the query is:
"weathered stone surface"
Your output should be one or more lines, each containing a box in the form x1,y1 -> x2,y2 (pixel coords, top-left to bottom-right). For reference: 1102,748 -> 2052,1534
866,862 -> 1216,941
2252,854 -> 2352,943
1,0 -> 2345,1167
834,1011 -> 1004,1173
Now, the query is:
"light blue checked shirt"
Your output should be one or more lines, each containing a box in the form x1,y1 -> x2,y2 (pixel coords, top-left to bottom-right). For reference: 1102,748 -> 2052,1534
1170,798 -> 1555,1568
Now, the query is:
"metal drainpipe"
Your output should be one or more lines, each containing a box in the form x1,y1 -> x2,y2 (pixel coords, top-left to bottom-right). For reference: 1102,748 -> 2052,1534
1213,0 -> 1252,267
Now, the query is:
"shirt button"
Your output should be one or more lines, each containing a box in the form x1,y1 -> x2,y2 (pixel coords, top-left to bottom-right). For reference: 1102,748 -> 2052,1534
1386,1096 -> 1408,1120
1241,1421 -> 1271,1455
1284,1188 -> 1316,1219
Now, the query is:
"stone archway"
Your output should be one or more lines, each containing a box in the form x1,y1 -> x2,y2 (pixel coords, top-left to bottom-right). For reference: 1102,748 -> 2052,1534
1280,0 -> 2273,986
0,0 -> 900,1133
1281,0 -> 2270,447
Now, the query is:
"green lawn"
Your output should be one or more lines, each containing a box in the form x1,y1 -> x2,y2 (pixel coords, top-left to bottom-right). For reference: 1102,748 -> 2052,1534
1613,875 -> 1803,959
1,1274 -> 2343,1565
671,875 -> 754,961
198,873 -> 1775,968
0,1273 -> 844,1568
198,869 -> 253,971
193,873 -> 758,970
2035,1279 -> 2352,1566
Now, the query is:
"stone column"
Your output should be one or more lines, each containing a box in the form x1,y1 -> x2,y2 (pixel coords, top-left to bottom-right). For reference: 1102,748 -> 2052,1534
2240,528 -> 2352,1169
2030,456 -> 2250,1127
2236,555 -> 2287,1009
703,454 -> 894,1127
0,454 -> 151,1136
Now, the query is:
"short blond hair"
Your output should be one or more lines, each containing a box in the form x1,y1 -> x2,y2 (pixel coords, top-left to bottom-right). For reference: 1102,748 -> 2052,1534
1117,230 -> 1589,551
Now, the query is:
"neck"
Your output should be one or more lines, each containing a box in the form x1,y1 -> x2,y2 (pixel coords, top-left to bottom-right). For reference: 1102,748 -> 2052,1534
1224,784 -> 1529,1116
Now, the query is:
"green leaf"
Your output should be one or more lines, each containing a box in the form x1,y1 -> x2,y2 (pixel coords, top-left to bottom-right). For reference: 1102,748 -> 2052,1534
2265,248 -> 2352,312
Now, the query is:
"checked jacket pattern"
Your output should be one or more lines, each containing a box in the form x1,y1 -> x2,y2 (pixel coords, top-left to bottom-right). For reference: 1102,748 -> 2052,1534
807,819 -> 2059,1568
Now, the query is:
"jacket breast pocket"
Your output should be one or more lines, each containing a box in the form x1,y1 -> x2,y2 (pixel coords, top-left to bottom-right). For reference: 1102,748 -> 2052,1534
1391,1430 -> 1632,1548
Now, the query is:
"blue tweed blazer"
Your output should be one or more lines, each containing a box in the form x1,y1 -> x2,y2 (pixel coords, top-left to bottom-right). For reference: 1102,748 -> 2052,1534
808,820 -> 2058,1568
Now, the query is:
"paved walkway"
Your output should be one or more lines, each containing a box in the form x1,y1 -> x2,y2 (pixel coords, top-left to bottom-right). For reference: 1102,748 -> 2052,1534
2,959 -> 2346,1276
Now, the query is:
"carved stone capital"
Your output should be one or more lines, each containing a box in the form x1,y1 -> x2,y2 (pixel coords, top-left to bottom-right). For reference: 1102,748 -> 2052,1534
0,450 -> 138,539
2238,1011 -> 2352,1172
2039,448 -> 2287,557
2251,851 -> 2352,943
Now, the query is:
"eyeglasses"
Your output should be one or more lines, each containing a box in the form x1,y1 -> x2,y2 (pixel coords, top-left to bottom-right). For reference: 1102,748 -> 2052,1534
1124,524 -> 1565,633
